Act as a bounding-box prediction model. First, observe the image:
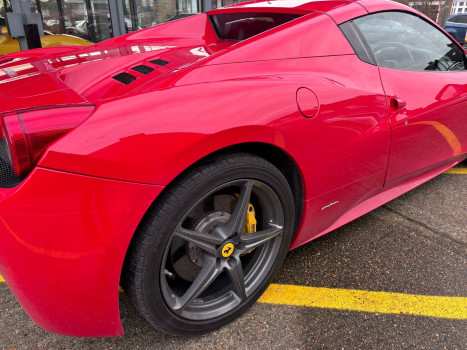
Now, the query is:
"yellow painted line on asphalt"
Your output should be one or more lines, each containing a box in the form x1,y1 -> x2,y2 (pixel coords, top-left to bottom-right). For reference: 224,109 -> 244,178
444,167 -> 467,174
258,284 -> 467,320
2,274 -> 465,320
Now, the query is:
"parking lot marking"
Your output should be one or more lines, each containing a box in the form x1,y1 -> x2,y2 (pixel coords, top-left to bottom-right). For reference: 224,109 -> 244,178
1,275 -> 466,319
258,284 -> 467,320
444,167 -> 467,174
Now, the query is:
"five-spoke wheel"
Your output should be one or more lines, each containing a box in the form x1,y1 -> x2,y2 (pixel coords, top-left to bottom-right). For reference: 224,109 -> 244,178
122,153 -> 295,335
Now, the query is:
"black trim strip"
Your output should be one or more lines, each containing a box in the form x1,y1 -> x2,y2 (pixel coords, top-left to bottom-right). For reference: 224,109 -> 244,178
339,21 -> 377,66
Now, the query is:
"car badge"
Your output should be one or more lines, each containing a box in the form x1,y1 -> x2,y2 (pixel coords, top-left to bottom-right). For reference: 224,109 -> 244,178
221,243 -> 235,258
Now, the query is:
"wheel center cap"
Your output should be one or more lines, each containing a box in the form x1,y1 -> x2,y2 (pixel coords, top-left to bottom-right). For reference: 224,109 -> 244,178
221,243 -> 235,258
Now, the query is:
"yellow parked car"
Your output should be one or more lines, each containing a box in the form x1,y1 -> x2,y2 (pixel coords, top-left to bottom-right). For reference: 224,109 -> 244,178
0,23 -> 92,55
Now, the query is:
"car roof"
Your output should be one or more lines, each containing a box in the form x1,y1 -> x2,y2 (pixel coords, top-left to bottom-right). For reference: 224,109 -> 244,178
207,0 -> 420,26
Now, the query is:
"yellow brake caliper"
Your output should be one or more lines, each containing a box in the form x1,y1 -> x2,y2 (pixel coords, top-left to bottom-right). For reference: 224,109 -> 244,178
233,194 -> 257,254
244,203 -> 257,234
233,193 -> 257,234
243,203 -> 257,255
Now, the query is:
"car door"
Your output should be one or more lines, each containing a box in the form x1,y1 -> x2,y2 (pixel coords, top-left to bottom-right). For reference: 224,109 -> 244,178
350,11 -> 467,186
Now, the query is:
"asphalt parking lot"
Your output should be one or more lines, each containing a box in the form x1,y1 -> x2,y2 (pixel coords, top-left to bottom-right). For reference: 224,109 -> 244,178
1,161 -> 466,350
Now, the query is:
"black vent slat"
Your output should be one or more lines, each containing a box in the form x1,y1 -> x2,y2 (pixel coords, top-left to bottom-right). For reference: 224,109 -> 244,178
131,65 -> 154,74
0,139 -> 24,188
112,72 -> 137,85
149,59 -> 169,66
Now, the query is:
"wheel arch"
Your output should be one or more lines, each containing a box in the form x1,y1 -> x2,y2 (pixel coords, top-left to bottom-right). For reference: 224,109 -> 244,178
204,143 -> 304,238
121,142 -> 305,284
169,142 -> 303,241
120,146 -> 304,334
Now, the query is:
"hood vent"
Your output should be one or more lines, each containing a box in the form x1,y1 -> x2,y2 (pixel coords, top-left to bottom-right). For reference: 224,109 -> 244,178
149,59 -> 169,66
131,65 -> 154,74
112,72 -> 137,85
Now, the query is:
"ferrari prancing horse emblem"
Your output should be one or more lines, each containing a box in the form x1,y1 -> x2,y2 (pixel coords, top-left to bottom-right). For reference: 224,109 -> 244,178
222,243 -> 235,258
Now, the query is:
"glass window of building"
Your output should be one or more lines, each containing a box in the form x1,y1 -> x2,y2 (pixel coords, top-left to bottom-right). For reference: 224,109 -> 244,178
41,1 -> 64,34
2,0 -> 256,48
212,0 -> 240,10
0,0 -> 12,20
0,0 -> 11,35
29,0 -> 40,13
23,0 -> 113,43
121,0 -> 137,32
123,0 -> 203,33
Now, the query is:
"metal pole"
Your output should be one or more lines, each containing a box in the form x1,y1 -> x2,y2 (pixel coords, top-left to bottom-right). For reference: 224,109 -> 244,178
84,0 -> 96,43
35,0 -> 43,21
129,0 -> 137,31
203,0 -> 212,12
9,0 -> 29,50
7,0 -> 43,50
109,0 -> 126,37
57,0 -> 66,34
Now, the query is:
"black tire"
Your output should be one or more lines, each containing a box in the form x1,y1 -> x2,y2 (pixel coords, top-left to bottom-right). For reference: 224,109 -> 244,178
121,153 -> 295,335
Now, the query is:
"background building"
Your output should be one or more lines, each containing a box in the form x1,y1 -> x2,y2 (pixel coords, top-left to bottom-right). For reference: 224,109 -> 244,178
0,0 -> 248,47
396,0 -> 446,22
451,0 -> 467,13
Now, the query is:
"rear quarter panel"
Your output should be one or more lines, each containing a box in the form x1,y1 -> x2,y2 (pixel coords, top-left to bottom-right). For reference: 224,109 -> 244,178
40,53 -> 390,243
39,7 -> 389,247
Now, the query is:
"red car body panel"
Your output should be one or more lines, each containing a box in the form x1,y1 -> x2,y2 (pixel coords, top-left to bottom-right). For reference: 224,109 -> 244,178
381,68 -> 467,186
0,0 -> 465,337
0,168 -> 163,336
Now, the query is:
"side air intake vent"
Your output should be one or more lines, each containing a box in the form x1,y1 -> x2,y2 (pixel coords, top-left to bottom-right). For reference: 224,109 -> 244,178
149,59 -> 169,66
112,72 -> 137,85
131,65 -> 154,74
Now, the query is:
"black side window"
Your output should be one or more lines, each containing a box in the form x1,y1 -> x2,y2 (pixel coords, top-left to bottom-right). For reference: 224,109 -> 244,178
342,11 -> 466,72
449,16 -> 460,23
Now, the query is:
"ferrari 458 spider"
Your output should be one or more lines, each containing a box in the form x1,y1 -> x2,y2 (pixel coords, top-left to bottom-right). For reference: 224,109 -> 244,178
0,0 -> 465,337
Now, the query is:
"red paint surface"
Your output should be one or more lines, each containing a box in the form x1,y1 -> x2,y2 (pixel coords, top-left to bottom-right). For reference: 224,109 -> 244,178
0,168 -> 163,336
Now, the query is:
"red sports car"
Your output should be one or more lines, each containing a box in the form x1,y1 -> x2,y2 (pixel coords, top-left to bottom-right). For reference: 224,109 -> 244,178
0,0 -> 465,337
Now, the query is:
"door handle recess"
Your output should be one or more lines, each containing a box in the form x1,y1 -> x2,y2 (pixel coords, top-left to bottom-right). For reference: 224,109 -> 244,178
390,97 -> 406,111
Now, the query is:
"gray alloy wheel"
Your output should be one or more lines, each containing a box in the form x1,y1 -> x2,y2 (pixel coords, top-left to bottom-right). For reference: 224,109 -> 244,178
161,178 -> 285,320
122,153 -> 295,335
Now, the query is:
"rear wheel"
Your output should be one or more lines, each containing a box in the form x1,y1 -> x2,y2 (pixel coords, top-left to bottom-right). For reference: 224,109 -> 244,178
122,153 -> 295,335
